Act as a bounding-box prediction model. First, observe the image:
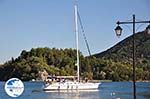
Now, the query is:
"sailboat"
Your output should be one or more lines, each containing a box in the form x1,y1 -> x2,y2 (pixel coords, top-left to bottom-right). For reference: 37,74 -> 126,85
43,1 -> 101,91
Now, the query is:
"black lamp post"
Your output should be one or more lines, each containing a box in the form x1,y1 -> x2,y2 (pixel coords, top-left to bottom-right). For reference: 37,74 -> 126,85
114,14 -> 150,99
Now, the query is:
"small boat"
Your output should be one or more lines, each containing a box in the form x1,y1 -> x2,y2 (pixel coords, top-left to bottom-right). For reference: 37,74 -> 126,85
43,1 -> 101,91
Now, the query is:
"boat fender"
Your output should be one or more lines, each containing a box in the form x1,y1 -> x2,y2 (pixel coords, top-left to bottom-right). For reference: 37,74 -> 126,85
58,86 -> 60,90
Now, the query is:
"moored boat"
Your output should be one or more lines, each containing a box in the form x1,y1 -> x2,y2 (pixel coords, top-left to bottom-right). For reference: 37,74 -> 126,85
43,1 -> 101,91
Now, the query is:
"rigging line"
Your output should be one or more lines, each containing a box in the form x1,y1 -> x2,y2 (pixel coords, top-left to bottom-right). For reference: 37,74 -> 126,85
77,11 -> 92,56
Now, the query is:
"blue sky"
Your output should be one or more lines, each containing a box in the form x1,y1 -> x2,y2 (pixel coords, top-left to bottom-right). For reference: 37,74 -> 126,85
0,0 -> 150,63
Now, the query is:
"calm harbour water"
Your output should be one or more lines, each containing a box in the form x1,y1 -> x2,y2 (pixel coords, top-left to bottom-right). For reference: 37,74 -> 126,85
0,81 -> 150,99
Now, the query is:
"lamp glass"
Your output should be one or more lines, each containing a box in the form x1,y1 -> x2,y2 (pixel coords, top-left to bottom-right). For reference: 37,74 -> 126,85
115,26 -> 122,37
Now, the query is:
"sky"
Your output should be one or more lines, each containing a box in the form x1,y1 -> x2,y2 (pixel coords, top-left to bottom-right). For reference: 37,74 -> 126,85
0,0 -> 150,64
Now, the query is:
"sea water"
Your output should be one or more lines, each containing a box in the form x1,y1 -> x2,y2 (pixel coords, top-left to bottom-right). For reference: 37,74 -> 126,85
0,81 -> 150,99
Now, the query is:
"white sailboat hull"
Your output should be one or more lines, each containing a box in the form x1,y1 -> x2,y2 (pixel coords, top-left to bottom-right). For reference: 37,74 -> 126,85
43,81 -> 101,91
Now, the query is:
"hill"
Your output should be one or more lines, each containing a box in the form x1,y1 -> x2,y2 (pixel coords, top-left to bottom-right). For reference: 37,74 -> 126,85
0,48 -> 94,81
0,31 -> 150,81
93,30 -> 150,81
94,30 -> 150,65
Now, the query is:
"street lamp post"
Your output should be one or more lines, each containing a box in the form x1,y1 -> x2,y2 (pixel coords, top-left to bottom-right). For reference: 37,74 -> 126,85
114,14 -> 150,99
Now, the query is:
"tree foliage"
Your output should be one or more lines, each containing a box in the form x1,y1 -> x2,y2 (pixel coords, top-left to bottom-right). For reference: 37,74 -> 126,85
0,31 -> 150,82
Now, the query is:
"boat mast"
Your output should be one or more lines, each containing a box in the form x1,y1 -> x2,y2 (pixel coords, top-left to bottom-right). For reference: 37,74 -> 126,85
74,1 -> 80,82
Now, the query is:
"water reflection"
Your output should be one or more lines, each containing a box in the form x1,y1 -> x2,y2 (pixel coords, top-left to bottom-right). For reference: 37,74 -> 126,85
46,90 -> 100,99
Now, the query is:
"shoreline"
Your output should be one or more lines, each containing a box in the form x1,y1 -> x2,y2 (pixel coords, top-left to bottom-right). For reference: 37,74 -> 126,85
0,79 -> 150,82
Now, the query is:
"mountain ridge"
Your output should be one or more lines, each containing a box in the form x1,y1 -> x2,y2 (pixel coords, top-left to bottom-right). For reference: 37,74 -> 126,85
94,30 -> 150,65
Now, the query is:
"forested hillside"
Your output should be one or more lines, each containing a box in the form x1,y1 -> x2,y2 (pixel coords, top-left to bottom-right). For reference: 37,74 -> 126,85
0,31 -> 150,81
94,30 -> 150,81
0,48 -> 95,81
